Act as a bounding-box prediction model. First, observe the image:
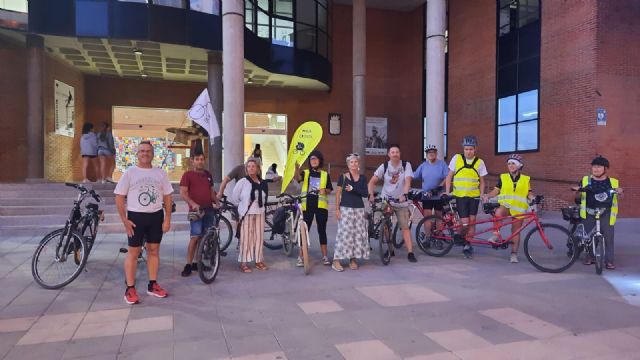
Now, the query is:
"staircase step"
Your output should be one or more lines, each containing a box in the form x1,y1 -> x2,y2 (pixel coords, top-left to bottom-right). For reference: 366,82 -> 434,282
0,211 -> 190,226
0,221 -> 191,237
0,203 -> 190,216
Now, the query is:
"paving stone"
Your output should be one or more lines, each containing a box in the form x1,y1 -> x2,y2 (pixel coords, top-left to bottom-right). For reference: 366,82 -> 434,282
297,300 -> 344,314
335,339 -> 401,360
17,312 -> 85,345
355,283 -> 449,307
62,335 -> 122,359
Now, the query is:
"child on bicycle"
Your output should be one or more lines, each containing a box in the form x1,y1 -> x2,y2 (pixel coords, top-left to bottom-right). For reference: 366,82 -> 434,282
571,156 -> 623,269
482,154 -> 535,263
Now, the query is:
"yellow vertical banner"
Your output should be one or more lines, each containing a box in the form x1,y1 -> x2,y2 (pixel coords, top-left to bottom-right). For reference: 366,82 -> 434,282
281,121 -> 323,193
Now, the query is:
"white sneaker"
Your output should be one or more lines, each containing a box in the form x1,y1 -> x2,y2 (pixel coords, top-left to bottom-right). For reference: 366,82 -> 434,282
322,256 -> 330,265
510,253 -> 519,263
296,257 -> 304,267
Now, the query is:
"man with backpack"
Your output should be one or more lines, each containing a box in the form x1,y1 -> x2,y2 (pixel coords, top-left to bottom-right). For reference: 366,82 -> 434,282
445,136 -> 488,258
367,144 -> 417,262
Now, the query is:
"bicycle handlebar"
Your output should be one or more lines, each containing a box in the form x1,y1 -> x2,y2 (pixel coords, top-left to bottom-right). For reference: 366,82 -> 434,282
575,186 -> 618,196
65,182 -> 101,202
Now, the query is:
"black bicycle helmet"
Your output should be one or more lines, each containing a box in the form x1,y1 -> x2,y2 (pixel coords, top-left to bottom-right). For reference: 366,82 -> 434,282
591,155 -> 610,168
308,150 -> 324,168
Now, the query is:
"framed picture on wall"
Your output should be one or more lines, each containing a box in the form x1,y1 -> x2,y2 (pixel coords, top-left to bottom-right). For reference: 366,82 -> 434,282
329,112 -> 341,135
54,80 -> 75,137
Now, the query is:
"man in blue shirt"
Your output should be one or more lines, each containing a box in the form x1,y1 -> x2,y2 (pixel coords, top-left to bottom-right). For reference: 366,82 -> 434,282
414,145 -> 449,235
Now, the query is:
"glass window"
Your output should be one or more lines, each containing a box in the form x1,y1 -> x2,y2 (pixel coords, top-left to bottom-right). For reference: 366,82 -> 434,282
296,23 -> 316,52
318,4 -> 327,31
0,0 -> 27,12
498,124 -> 516,153
273,18 -> 293,47
517,89 -> 538,121
274,0 -> 293,18
257,7 -> 270,38
190,0 -> 219,15
296,0 -> 316,26
245,0 -> 254,32
257,0 -> 268,12
498,95 -> 516,125
517,120 -> 538,151
317,30 -> 327,57
152,0 -> 185,8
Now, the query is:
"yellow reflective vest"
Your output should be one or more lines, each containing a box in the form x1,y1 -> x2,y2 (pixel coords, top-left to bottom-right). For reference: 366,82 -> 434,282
496,173 -> 530,215
301,169 -> 328,210
580,176 -> 619,226
452,155 -> 482,197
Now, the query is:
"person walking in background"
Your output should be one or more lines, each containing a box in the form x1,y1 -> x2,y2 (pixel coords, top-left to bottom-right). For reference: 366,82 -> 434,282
333,153 -> 369,271
80,122 -> 99,183
232,159 -> 269,273
97,122 -> 116,183
266,163 -> 279,180
251,144 -> 263,167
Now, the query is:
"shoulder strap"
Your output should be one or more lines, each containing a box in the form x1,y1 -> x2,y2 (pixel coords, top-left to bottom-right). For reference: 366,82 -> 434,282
383,160 -> 407,175
454,155 -> 480,177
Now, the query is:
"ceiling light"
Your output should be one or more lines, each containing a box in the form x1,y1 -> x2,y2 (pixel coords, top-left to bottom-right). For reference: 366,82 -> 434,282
133,48 -> 143,55
141,73 -> 148,79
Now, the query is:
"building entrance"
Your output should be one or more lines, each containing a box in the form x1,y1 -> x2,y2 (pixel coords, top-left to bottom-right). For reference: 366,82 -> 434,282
243,113 -> 287,178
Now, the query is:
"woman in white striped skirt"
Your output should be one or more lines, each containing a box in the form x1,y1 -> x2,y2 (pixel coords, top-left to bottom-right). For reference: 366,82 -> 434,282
232,159 -> 269,273
333,153 -> 370,271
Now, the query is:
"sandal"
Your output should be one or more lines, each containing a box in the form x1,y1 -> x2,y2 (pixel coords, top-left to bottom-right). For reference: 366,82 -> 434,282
606,263 -> 616,270
240,264 -> 252,273
255,262 -> 269,271
349,259 -> 359,270
332,261 -> 344,272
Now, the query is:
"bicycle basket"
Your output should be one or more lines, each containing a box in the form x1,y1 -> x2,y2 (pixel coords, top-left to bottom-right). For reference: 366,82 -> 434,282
561,207 -> 581,223
271,207 -> 288,234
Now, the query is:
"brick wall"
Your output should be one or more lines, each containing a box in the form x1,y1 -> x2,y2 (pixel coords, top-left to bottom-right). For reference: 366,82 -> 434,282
0,35 -> 28,182
595,0 -> 640,217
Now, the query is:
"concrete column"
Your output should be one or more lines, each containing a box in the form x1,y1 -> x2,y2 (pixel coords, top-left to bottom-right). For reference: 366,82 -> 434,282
425,0 -> 446,158
208,51 -> 223,183
222,0 -> 245,175
352,0 -> 366,172
26,34 -> 45,182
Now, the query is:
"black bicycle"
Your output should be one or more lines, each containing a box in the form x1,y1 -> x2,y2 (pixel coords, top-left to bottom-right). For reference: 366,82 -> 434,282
366,194 -> 399,265
194,209 -> 224,284
32,183 -> 103,289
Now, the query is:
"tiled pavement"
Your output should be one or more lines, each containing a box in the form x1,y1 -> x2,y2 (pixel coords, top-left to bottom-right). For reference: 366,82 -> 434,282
1,213 -> 639,359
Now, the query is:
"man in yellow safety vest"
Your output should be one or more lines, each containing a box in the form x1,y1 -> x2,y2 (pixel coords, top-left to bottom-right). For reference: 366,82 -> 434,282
445,136 -> 488,258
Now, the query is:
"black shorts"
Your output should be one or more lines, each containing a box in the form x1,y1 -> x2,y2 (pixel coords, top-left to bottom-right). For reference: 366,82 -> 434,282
422,199 -> 444,211
455,196 -> 480,218
127,210 -> 164,247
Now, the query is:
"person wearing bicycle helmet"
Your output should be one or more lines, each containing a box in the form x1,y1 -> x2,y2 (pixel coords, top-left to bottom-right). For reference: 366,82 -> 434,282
571,155 -> 624,269
295,150 -> 333,266
445,136 -> 488,258
482,154 -> 535,263
415,145 -> 448,236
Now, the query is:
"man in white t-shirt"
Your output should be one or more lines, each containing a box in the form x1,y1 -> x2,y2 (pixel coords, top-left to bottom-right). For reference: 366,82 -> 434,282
444,135 -> 488,258
367,144 -> 417,263
114,141 -> 174,305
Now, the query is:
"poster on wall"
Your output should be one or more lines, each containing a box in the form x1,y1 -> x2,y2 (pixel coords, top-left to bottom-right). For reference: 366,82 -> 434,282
365,117 -> 387,155
54,80 -> 75,137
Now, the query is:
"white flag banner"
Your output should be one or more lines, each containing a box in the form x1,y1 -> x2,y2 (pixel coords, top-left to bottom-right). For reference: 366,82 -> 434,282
187,88 -> 220,142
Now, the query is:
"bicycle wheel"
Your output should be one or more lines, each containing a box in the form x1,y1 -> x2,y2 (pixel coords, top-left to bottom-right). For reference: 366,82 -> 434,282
415,215 -> 454,257
197,230 -> 221,284
80,215 -> 99,254
299,222 -> 311,275
281,220 -> 295,257
32,229 -> 88,289
217,215 -> 233,252
379,221 -> 392,265
263,210 -> 284,250
593,234 -> 605,275
523,223 -> 575,273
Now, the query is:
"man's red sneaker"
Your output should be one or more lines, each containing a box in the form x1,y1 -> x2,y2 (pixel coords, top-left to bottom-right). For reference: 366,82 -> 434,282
124,287 -> 140,305
147,283 -> 168,298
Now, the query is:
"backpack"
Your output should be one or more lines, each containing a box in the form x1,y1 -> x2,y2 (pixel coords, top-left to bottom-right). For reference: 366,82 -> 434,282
270,207 -> 288,234
382,160 -> 408,176
453,154 -> 480,177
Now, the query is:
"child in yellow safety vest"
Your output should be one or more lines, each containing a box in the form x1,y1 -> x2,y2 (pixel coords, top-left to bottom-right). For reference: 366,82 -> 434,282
571,156 -> 623,270
483,154 -> 536,263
